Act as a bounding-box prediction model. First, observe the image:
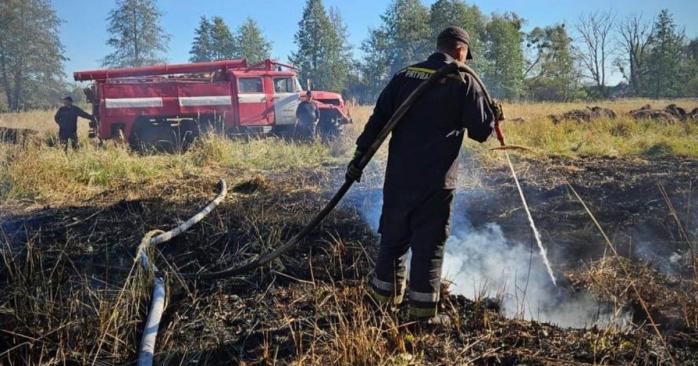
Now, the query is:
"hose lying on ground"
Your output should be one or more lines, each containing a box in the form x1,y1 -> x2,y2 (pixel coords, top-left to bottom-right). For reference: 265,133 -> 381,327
135,179 -> 227,366
182,61 -> 488,281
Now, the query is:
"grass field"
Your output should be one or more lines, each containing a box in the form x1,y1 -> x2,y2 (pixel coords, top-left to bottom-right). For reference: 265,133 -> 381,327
0,98 -> 696,204
1,99 -> 697,364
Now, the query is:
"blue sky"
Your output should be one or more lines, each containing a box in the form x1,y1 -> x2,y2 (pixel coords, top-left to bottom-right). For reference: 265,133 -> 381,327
56,0 -> 698,83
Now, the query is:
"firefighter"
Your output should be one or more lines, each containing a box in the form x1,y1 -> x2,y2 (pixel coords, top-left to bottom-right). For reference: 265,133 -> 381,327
346,26 -> 503,323
54,96 -> 95,150
295,90 -> 319,140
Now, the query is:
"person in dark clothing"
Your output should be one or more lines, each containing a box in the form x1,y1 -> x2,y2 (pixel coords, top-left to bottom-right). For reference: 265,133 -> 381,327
346,26 -> 502,322
295,90 -> 319,140
54,96 -> 95,150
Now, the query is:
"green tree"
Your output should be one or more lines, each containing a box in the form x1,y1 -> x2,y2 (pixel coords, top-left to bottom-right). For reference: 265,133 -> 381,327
429,0 -> 488,72
483,14 -> 525,99
102,0 -> 169,67
358,28 -> 392,101
189,16 -> 213,62
209,16 -> 236,60
525,24 -> 580,101
646,9 -> 684,98
359,0 -> 430,100
290,0 -> 351,92
0,0 -> 66,110
234,18 -> 272,64
684,38 -> 698,97
382,0 -> 431,75
325,7 -> 354,91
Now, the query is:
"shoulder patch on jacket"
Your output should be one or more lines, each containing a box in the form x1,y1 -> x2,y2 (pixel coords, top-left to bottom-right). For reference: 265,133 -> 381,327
401,66 -> 435,80
400,65 -> 466,83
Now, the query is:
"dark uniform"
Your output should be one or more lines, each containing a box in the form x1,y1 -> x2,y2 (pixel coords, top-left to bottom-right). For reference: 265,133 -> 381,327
54,105 -> 93,149
355,52 -> 495,318
295,100 -> 319,139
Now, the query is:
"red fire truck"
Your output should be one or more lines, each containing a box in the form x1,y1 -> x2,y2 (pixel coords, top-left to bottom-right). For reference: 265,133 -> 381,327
73,59 -> 351,149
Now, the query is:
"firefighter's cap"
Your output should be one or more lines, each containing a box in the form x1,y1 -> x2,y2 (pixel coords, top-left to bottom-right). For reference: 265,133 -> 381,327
437,26 -> 473,60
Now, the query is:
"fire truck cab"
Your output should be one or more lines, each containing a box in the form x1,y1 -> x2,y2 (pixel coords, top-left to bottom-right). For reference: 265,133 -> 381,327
73,59 -> 351,149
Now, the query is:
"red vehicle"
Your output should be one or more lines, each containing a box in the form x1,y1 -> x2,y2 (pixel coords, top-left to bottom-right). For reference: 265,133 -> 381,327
73,59 -> 351,149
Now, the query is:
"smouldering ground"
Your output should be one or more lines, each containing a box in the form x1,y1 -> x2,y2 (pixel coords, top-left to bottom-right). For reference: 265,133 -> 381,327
0,99 -> 697,364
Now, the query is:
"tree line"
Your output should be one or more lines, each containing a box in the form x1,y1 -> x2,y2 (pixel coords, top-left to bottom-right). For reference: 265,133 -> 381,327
1,0 -> 697,111
348,1 -> 698,102
188,16 -> 271,64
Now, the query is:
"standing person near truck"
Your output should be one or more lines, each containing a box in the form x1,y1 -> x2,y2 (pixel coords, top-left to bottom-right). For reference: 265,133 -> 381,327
295,90 -> 319,140
54,96 -> 95,150
346,26 -> 503,324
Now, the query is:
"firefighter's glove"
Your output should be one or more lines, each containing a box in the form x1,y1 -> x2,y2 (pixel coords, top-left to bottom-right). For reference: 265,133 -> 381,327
346,150 -> 364,182
492,99 -> 505,122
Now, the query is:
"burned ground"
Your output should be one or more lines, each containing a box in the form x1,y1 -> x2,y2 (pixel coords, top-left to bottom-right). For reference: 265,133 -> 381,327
1,153 -> 697,365
467,156 -> 698,269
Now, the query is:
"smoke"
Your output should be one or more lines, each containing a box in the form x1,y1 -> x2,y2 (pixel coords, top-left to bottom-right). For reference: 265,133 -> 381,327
352,162 -> 627,329
443,210 -> 623,328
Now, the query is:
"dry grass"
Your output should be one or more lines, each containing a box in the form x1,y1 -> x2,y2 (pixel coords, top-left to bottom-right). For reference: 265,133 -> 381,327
349,98 -> 698,159
0,135 -> 339,205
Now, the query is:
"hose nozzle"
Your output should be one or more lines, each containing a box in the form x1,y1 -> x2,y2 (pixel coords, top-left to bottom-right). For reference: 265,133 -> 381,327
495,120 -> 505,147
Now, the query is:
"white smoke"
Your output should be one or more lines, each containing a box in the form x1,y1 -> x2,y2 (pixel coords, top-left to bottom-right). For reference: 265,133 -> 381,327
352,163 -> 628,328
443,214 -> 623,328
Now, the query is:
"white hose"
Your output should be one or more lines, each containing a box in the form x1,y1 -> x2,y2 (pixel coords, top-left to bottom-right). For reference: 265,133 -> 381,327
135,179 -> 227,365
137,277 -> 165,366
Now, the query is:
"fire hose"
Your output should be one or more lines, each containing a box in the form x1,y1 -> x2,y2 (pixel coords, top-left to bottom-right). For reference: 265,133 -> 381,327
179,61 -> 552,281
133,180 -> 227,365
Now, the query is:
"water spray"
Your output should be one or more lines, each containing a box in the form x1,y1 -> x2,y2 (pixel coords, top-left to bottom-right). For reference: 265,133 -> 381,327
494,123 -> 557,286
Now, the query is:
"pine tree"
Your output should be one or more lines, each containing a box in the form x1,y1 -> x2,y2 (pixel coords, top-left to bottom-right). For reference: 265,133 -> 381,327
102,0 -> 170,67
325,7 -> 353,91
189,16 -> 213,62
0,0 -> 66,110
646,9 -> 684,98
483,14 -> 525,99
290,0 -> 351,91
209,17 -> 236,60
234,18 -> 272,64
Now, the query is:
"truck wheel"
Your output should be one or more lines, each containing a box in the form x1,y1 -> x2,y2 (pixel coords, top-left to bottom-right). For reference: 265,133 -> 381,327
130,121 -> 177,153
